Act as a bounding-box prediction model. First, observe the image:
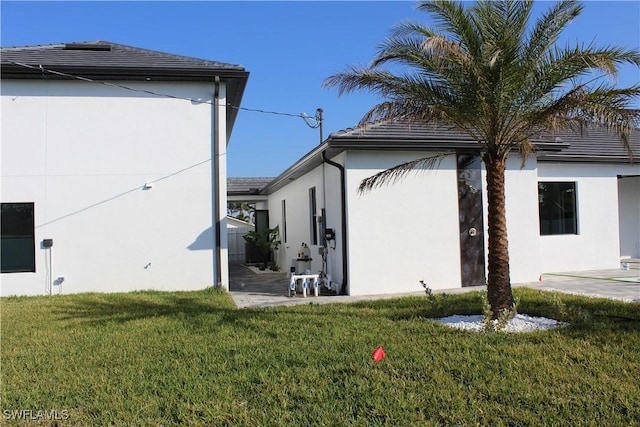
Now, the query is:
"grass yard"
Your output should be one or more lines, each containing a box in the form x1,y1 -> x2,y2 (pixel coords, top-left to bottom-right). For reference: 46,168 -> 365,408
1,288 -> 639,426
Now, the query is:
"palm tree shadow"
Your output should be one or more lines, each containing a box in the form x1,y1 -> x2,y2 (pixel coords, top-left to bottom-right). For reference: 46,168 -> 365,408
50,289 -> 430,339
51,290 -> 246,332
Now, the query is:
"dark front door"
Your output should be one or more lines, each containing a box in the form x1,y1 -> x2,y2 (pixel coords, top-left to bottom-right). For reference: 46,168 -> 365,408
457,154 -> 486,287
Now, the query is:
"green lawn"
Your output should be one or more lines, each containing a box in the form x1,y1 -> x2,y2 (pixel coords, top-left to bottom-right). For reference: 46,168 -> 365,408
1,288 -> 639,426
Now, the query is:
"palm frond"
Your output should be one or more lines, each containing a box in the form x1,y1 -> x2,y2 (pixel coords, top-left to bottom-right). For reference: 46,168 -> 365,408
417,0 -> 483,59
520,44 -> 640,110
389,20 -> 438,40
322,66 -> 405,97
358,154 -> 448,194
529,84 -> 640,128
516,136 -> 535,168
372,34 -> 463,80
524,0 -> 582,66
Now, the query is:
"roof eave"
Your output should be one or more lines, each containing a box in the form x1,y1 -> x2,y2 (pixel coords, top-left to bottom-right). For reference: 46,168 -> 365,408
1,64 -> 249,141
261,142 -> 331,195
330,139 -> 570,153
0,63 -> 248,81
262,139 -> 573,195
538,155 -> 638,164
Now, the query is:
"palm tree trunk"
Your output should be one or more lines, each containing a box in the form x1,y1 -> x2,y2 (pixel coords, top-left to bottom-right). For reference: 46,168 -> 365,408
484,156 -> 515,318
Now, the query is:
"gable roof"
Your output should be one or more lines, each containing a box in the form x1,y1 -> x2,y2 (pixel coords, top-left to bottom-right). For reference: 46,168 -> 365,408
263,120 -> 639,194
1,41 -> 249,135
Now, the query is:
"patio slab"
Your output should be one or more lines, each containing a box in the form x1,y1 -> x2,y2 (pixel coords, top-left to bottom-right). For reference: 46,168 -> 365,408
228,263 -> 640,309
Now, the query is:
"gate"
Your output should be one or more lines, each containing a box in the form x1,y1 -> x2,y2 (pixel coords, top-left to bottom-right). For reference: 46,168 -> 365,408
228,226 -> 252,263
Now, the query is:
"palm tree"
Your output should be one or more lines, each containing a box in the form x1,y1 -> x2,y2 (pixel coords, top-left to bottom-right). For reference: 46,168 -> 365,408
227,202 -> 254,224
323,0 -> 640,317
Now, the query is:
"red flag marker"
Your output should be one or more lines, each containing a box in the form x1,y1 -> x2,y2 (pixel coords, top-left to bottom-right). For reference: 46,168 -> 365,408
372,346 -> 386,363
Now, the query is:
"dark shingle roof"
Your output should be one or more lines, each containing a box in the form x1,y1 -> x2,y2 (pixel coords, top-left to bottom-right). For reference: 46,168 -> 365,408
1,41 -> 249,137
263,120 -> 639,194
328,121 -> 473,143
536,127 -> 640,163
329,120 -> 639,162
0,41 -> 246,79
228,177 -> 274,196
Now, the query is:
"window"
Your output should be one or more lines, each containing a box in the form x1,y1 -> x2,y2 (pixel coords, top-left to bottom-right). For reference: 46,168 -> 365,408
309,187 -> 318,245
1,203 -> 36,273
538,182 -> 578,235
281,200 -> 287,244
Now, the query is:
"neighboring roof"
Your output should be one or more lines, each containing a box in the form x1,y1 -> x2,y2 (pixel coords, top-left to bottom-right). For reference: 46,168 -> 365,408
1,41 -> 249,136
263,120 -> 639,194
228,177 -> 274,196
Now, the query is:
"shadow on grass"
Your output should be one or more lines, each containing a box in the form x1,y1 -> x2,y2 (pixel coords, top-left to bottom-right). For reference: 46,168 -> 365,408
47,287 -> 640,340
49,289 -> 438,337
52,289 -> 241,330
48,288 -> 376,333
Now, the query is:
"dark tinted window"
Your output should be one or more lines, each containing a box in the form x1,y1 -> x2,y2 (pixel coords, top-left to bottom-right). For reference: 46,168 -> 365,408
538,182 -> 578,235
1,203 -> 36,273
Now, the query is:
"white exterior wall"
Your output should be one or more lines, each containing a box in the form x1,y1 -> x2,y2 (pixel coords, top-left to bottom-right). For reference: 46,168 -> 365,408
490,156 -> 542,284
1,80 -> 222,296
322,153 -> 346,288
267,164 -> 327,277
347,152 -> 543,295
537,162 -> 640,272
266,149 -> 638,297
345,151 -> 461,295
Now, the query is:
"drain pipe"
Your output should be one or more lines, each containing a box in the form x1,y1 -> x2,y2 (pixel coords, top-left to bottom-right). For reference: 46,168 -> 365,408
213,76 -> 222,287
321,151 -> 348,295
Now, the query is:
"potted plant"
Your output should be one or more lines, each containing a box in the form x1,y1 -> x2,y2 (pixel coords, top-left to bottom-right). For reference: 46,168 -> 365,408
243,225 -> 281,270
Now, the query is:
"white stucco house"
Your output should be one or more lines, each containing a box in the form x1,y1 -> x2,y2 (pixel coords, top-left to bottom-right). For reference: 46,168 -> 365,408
258,121 -> 639,296
1,41 -> 249,296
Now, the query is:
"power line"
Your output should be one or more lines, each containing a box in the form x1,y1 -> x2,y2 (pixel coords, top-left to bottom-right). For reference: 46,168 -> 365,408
6,61 -> 323,128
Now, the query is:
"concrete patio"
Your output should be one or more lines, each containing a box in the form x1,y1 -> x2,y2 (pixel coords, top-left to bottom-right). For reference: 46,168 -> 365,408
228,261 -> 640,309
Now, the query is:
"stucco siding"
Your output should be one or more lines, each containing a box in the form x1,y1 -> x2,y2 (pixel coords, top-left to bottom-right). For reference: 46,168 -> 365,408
493,156 -> 542,284
267,166 -> 326,276
537,162 -> 639,272
1,80 -> 218,296
345,151 -> 461,295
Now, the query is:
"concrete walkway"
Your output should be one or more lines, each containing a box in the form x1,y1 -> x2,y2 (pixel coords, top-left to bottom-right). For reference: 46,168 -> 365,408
229,261 -> 640,309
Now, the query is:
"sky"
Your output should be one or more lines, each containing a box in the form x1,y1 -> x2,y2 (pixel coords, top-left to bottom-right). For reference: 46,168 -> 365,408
2,1 -> 639,178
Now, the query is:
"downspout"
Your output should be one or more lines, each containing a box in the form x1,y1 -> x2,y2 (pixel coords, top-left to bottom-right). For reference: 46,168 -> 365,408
213,76 -> 222,287
321,151 -> 348,295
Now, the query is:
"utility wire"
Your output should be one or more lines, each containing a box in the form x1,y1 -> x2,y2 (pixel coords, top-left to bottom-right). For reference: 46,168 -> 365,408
7,61 -> 323,128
